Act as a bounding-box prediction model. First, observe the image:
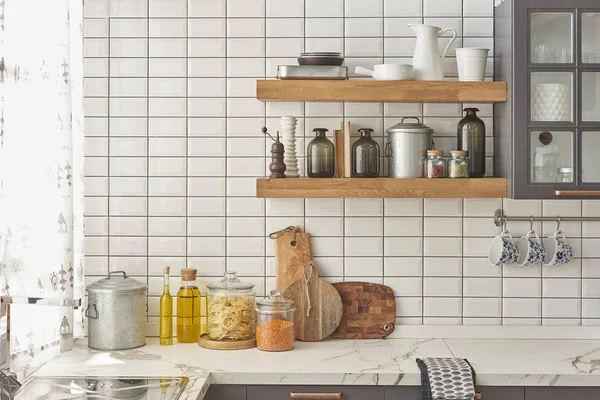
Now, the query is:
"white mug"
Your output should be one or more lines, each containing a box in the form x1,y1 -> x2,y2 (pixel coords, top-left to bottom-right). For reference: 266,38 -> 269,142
455,48 -> 489,81
355,64 -> 413,80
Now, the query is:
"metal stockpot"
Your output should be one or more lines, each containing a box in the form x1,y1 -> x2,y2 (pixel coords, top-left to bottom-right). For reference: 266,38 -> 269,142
385,117 -> 434,178
86,271 -> 147,350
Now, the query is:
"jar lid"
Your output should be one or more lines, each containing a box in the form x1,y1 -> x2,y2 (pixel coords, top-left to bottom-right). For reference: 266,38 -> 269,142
557,167 -> 573,173
86,271 -> 147,294
450,150 -> 467,157
427,150 -> 444,156
256,290 -> 295,312
386,117 -> 433,134
208,271 -> 255,291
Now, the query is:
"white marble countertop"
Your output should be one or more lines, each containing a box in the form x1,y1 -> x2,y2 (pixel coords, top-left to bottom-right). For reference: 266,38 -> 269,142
31,337 -> 600,399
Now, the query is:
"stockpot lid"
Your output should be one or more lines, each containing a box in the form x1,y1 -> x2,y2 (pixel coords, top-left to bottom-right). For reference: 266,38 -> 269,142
386,117 -> 433,134
86,270 -> 147,294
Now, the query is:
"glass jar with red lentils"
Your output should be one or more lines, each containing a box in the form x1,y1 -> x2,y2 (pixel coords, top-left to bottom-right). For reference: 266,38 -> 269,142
255,291 -> 296,352
426,150 -> 447,178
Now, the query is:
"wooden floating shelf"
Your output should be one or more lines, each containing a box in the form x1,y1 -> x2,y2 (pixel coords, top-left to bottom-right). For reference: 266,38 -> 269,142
256,80 -> 507,103
256,178 -> 508,199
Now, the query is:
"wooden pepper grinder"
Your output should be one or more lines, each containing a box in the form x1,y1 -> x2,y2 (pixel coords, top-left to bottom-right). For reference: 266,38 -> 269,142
263,127 -> 287,178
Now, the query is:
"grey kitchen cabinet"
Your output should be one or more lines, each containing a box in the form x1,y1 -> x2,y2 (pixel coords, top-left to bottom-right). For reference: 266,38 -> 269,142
204,385 -> 247,400
247,385 -> 386,400
526,387 -> 600,400
495,0 -> 600,199
478,386 -> 524,400
384,386 -> 421,399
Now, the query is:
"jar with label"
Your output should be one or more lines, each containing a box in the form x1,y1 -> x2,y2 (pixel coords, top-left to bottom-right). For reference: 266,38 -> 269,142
448,150 -> 470,178
256,290 -> 295,352
426,150 -> 446,178
207,271 -> 256,341
557,167 -> 573,183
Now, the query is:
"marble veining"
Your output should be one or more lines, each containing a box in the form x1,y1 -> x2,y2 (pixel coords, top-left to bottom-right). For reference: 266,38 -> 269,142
30,338 -> 600,399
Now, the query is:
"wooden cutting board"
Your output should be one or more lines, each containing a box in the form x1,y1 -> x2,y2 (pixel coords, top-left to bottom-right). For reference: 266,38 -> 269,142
271,227 -> 313,294
330,282 -> 396,339
283,261 -> 343,342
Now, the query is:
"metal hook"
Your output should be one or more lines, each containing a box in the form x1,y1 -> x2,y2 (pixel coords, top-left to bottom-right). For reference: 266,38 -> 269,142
529,216 -> 534,230
557,215 -> 561,232
502,216 -> 508,233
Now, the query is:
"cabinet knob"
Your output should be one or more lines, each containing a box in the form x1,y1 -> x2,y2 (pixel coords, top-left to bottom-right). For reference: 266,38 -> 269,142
289,392 -> 342,399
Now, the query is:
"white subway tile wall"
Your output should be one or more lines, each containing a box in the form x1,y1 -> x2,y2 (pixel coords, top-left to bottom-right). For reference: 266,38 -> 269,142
83,0 -> 599,328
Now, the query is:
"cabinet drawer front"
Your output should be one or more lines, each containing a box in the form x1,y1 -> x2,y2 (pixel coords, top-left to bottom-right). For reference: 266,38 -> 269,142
204,385 -> 247,400
247,386 -> 385,400
384,386 -> 421,399
478,387 -> 524,400
526,387 -> 600,400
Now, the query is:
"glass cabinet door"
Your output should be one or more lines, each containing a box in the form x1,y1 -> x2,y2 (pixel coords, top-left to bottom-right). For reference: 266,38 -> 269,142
530,72 -> 573,122
531,12 -> 573,64
582,132 -> 600,182
582,13 -> 600,63
530,131 -> 573,183
582,72 -> 600,122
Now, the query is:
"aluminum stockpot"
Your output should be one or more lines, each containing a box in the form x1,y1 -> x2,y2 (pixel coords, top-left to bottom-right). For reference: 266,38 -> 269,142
385,117 -> 434,178
86,271 -> 147,351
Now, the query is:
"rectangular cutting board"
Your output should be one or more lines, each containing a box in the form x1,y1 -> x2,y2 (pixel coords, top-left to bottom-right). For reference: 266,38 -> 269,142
331,282 -> 396,339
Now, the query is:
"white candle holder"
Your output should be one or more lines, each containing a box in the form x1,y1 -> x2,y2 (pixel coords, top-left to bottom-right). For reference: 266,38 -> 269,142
280,116 -> 299,178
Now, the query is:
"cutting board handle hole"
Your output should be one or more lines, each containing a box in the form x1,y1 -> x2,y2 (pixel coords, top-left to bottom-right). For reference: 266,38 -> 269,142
290,240 -> 297,247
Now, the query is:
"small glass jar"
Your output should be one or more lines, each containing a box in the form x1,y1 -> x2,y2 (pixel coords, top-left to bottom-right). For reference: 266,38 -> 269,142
426,150 -> 446,178
307,128 -> 335,178
207,271 -> 256,341
352,128 -> 380,178
557,167 -> 573,183
448,150 -> 470,178
256,290 -> 296,352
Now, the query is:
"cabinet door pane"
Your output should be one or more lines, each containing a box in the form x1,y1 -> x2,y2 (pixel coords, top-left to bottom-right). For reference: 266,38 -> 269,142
582,13 -> 600,64
531,12 -> 573,64
530,131 -> 573,183
582,132 -> 600,182
582,72 -> 600,122
531,72 -> 573,122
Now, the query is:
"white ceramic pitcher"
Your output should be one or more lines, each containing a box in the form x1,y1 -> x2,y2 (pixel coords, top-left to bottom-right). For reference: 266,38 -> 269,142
408,24 -> 457,81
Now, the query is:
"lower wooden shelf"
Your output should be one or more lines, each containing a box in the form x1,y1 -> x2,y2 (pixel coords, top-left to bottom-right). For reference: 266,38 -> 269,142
256,177 -> 508,199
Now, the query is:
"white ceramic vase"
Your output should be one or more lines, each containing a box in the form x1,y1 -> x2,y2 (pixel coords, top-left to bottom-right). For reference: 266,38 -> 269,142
280,116 -> 299,178
531,84 -> 569,121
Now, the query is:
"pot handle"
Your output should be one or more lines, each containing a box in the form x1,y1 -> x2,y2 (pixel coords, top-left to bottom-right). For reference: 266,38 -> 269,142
86,304 -> 99,319
354,66 -> 374,77
384,140 -> 392,157
400,117 -> 421,124
108,270 -> 128,279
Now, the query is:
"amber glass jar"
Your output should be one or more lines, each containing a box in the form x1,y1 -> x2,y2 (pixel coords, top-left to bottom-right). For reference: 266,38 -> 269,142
307,128 -> 335,178
352,128 -> 380,177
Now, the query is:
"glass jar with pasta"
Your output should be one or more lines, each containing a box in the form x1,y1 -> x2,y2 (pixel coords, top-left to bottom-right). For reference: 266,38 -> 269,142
207,271 -> 256,341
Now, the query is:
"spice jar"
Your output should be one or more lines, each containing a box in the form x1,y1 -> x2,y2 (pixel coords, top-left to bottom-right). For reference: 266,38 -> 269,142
557,167 -> 573,183
256,290 -> 296,352
448,150 -> 470,178
426,150 -> 446,178
207,271 -> 256,341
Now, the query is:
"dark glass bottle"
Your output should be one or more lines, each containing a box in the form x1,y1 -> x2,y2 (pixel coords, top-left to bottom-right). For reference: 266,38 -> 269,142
457,108 -> 486,178
352,128 -> 380,178
307,128 -> 335,178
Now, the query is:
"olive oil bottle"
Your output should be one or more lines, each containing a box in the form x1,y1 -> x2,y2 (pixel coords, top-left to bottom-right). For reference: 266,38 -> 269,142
159,266 -> 173,346
177,268 -> 201,343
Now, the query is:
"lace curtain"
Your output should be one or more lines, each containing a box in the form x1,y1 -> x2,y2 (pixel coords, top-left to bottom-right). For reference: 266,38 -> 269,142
0,0 -> 84,379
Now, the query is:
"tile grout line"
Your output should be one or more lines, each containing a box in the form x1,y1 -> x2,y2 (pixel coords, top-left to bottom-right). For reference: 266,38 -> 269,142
106,9 -> 111,280
146,0 -> 150,319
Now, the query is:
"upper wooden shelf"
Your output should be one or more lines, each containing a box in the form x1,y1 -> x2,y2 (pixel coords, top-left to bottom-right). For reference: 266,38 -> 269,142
256,80 -> 507,103
256,178 -> 508,199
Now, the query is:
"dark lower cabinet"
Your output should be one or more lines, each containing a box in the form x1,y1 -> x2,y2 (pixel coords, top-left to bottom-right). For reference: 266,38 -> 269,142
204,385 -> 246,400
478,387 -> 525,400
526,387 -> 600,400
204,385 -> 600,400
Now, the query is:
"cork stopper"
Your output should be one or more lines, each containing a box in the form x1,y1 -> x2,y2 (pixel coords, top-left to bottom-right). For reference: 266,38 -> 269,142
450,150 -> 467,157
427,149 -> 443,157
163,266 -> 170,274
181,268 -> 197,281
